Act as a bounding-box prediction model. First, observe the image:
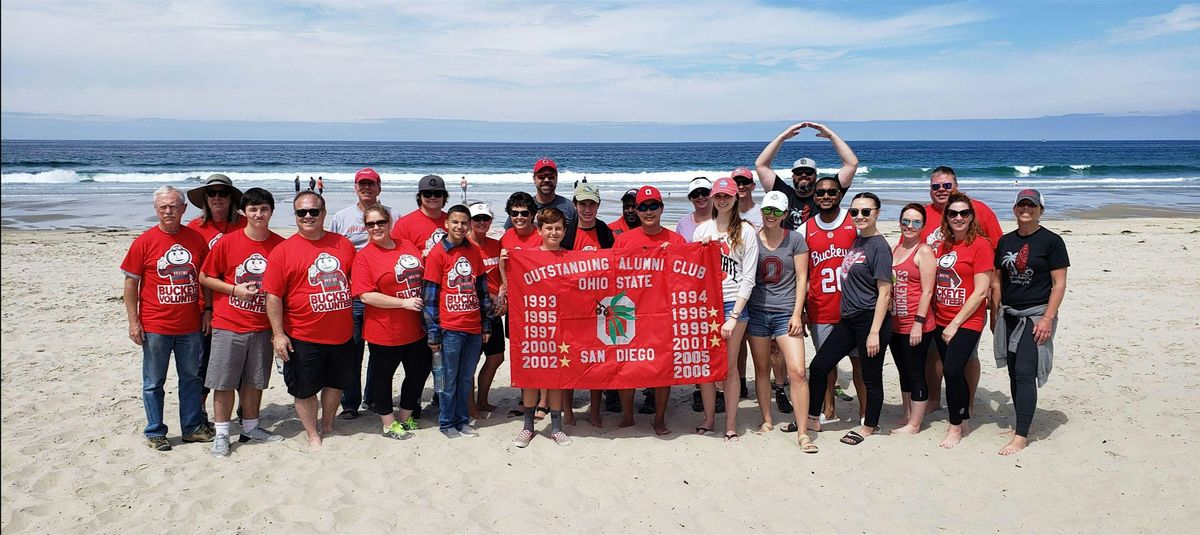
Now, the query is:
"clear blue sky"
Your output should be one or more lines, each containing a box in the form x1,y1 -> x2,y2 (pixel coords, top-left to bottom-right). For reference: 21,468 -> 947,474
2,1 -> 1197,127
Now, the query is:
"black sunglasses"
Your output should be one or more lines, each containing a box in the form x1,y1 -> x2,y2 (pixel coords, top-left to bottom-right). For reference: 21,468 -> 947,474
793,169 -> 817,177
946,208 -> 974,219
295,208 -> 321,217
364,219 -> 389,228
733,178 -> 754,186
206,189 -> 232,198
814,188 -> 840,198
848,208 -> 874,217
472,215 -> 493,222
688,189 -> 710,200
420,190 -> 447,198
930,183 -> 955,191
636,203 -> 662,212
509,209 -> 531,217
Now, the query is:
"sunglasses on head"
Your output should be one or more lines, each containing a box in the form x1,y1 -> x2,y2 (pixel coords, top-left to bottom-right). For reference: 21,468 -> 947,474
761,207 -> 785,217
813,188 -> 840,198
794,169 -> 816,177
930,183 -> 955,191
636,202 -> 662,212
420,190 -> 446,198
946,208 -> 974,219
364,219 -> 389,228
206,189 -> 231,198
688,189 -> 710,200
295,208 -> 321,217
900,218 -> 924,229
848,208 -> 874,217
509,209 -> 531,218
472,215 -> 492,222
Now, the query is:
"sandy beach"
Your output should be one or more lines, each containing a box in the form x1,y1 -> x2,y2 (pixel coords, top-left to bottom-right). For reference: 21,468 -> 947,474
2,216 -> 1199,533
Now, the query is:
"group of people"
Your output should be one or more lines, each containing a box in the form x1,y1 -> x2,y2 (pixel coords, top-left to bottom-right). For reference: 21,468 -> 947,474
123,122 -> 1068,457
294,175 -> 324,194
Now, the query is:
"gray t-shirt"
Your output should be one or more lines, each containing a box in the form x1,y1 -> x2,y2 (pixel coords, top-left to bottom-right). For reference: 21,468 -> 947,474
503,194 -> 577,229
839,234 -> 892,316
748,229 -> 809,313
328,202 -> 392,251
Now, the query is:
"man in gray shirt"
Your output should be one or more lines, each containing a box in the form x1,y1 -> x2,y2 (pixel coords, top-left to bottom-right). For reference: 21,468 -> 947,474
504,158 -> 576,229
328,167 -> 391,419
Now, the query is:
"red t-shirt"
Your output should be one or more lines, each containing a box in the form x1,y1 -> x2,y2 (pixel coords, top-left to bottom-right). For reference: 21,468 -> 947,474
120,226 -> 209,335
471,236 -> 503,295
500,227 -> 543,252
613,226 -> 686,248
424,242 -> 486,334
200,229 -> 285,333
609,218 -> 635,236
188,216 -> 248,250
351,240 -> 426,346
801,209 -> 857,324
390,209 -> 447,257
920,200 -> 1003,250
573,227 -> 602,251
262,232 -> 356,344
934,237 -> 995,331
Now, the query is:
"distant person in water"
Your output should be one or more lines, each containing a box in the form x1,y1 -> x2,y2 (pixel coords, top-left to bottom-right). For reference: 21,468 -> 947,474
309,176 -> 316,191
317,176 -> 325,195
294,175 -> 301,193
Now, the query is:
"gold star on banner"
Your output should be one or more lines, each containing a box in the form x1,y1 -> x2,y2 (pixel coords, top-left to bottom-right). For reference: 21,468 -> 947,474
559,357 -> 571,368
707,307 -> 719,319
709,320 -> 721,333
558,342 -> 570,354
710,335 -> 721,348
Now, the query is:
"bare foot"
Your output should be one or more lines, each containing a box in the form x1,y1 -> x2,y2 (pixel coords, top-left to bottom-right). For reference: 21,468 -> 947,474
320,424 -> 335,435
999,435 -> 1028,455
807,417 -> 822,433
307,434 -> 322,452
925,404 -> 942,415
588,409 -> 604,428
858,425 -> 876,437
757,422 -> 773,434
618,416 -> 635,428
939,422 -> 969,449
997,429 -> 1016,437
653,420 -> 672,436
563,411 -> 576,427
892,423 -> 921,435
479,402 -> 498,412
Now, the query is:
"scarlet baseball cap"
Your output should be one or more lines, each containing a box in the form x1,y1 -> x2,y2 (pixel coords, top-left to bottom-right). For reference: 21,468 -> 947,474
710,177 -> 739,197
635,186 -> 662,205
534,158 -> 557,173
731,166 -> 754,180
354,168 -> 380,183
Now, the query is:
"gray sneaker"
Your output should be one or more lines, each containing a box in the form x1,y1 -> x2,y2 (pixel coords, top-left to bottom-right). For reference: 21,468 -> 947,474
458,425 -> 479,437
382,421 -> 413,441
440,427 -> 462,439
211,434 -> 231,457
238,427 -> 283,443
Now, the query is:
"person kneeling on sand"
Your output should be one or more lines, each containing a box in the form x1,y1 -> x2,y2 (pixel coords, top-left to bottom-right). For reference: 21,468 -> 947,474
198,187 -> 286,456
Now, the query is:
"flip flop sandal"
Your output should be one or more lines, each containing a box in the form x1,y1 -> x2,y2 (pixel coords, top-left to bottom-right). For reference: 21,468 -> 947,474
724,432 -> 740,442
694,426 -> 713,435
534,406 -> 550,421
779,422 -> 799,433
799,434 -> 819,453
840,430 -> 866,446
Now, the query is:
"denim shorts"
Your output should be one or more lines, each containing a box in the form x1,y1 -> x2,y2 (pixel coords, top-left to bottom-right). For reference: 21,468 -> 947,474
747,310 -> 792,338
723,301 -> 749,323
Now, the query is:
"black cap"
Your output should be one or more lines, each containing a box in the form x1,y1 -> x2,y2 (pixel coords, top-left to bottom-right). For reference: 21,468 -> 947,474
418,174 -> 447,193
621,188 -> 638,201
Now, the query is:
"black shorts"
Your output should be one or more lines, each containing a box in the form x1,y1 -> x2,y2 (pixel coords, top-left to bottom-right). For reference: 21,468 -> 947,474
282,337 -> 355,399
482,317 -> 506,356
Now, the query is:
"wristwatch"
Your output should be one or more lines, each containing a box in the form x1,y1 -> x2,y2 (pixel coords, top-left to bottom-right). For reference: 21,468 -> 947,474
914,315 -> 927,325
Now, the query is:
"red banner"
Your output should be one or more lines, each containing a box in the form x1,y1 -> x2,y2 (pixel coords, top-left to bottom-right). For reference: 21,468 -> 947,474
507,243 -> 727,389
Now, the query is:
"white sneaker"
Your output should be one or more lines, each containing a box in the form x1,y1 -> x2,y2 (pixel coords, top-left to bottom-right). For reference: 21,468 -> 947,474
211,435 -> 231,457
458,425 -> 479,438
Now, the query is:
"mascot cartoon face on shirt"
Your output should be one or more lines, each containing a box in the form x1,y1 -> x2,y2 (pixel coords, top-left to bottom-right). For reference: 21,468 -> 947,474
307,252 -> 348,292
156,244 -> 196,284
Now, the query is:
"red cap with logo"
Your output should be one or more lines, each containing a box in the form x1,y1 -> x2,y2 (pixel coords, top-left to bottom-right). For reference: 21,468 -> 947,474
533,158 -> 557,173
354,168 -> 381,183
635,186 -> 662,205
710,177 -> 739,197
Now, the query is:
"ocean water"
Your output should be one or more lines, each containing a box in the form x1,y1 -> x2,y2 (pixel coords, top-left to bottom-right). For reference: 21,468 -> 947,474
3,140 -> 1199,229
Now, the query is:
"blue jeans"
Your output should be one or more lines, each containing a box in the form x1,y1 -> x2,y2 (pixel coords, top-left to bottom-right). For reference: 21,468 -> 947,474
341,299 -> 371,411
142,332 -> 205,437
438,330 -> 482,430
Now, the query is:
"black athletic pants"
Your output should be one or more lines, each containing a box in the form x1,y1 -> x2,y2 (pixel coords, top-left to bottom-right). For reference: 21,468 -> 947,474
807,310 -> 892,428
366,340 -> 433,415
1004,314 -> 1039,437
932,326 -> 982,425
889,331 -> 933,402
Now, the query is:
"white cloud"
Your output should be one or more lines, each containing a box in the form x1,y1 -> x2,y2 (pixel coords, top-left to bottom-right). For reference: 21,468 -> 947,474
1111,3 -> 1200,41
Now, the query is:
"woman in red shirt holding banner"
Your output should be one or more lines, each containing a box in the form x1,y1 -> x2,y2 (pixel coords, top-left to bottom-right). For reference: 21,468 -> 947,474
499,192 -> 547,419
693,177 -> 759,442
350,205 -> 430,441
932,191 -> 994,449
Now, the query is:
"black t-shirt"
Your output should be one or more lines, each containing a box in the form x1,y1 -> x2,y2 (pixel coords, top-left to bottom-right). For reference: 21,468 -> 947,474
839,234 -> 893,316
994,227 -> 1070,309
771,179 -> 848,231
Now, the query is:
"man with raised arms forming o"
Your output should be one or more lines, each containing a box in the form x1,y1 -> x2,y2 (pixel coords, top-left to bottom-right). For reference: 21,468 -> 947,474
121,185 -> 213,451
264,191 -> 357,451
198,187 -> 286,456
754,122 -> 859,230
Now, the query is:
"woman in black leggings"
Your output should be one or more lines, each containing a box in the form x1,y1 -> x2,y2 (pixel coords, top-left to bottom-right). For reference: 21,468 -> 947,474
806,192 -> 893,446
888,203 -> 937,434
989,189 -> 1069,455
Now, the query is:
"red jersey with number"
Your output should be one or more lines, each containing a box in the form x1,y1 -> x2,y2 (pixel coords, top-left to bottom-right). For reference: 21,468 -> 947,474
613,226 -> 686,248
262,232 -> 356,344
934,237 -> 994,331
501,227 -> 543,252
120,226 -> 209,335
801,209 -> 857,324
890,244 -> 935,334
201,229 -> 284,333
424,242 -> 485,334
351,239 -> 425,346
471,236 -> 502,295
920,200 -> 1003,250
390,209 -> 448,257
